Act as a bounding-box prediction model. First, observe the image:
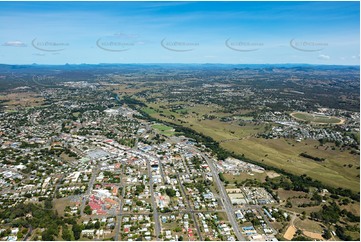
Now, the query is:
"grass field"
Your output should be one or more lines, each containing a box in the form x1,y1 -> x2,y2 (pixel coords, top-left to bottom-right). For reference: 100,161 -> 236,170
290,112 -> 343,124
224,172 -> 268,184
152,124 -> 176,136
222,138 -> 359,192
0,91 -> 44,111
234,116 -> 254,121
341,202 -> 360,216
53,197 -> 73,217
277,189 -> 309,201
294,218 -> 324,234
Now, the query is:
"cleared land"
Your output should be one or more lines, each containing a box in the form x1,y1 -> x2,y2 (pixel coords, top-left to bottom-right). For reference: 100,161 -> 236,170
290,112 -> 344,124
224,172 -> 268,184
0,91 -> 44,111
283,225 -> 296,240
223,138 -> 359,191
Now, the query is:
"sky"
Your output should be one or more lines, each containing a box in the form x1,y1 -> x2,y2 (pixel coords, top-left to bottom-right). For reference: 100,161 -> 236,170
0,1 -> 359,65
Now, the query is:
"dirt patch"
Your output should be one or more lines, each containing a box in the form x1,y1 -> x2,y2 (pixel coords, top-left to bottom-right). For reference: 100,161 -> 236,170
266,171 -> 280,179
303,230 -> 324,240
284,225 -> 296,240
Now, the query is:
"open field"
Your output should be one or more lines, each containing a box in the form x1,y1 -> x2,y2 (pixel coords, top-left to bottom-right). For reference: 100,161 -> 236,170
152,124 -> 176,136
277,189 -> 309,202
290,112 -> 344,124
141,102 -> 265,141
0,91 -> 44,111
223,172 -> 268,184
341,202 -> 361,216
101,83 -> 151,96
283,225 -> 296,240
294,218 -> 324,234
53,197 -> 75,217
222,138 -> 360,192
302,230 -> 324,240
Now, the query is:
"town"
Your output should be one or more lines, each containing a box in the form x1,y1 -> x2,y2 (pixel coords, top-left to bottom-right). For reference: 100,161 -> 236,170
0,64 -> 359,241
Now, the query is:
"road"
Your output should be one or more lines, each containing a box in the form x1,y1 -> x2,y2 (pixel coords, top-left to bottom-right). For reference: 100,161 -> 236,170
23,225 -> 33,241
190,147 -> 246,241
177,174 -> 203,241
114,160 -> 126,241
147,159 -> 161,238
157,157 -> 166,184
52,175 -> 63,198
80,161 -> 100,216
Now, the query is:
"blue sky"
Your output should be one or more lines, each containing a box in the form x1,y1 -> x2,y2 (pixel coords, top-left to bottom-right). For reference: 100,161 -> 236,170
0,1 -> 359,65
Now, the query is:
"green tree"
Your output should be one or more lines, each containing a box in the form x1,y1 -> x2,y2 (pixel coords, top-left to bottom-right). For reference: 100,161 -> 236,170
94,221 -> 101,229
62,225 -> 73,241
72,224 -> 82,240
42,229 -> 55,241
165,188 -> 176,197
84,205 -> 92,215
322,229 -> 332,240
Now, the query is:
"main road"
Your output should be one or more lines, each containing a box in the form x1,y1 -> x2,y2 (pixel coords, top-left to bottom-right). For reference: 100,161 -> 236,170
188,146 -> 246,241
147,159 -> 161,238
80,161 -> 101,216
176,174 -> 203,241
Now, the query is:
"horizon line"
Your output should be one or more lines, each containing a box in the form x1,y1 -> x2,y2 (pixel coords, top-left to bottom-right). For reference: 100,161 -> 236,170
0,63 -> 360,67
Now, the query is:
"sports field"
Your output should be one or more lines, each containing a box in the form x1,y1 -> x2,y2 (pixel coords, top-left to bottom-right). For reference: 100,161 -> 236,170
152,124 -> 176,136
290,112 -> 344,124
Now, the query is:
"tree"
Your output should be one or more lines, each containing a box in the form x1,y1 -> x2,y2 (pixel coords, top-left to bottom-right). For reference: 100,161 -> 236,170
322,229 -> 332,240
218,173 -> 226,182
62,225 -> 73,241
165,188 -> 176,197
42,229 -> 55,241
285,200 -> 293,208
17,232 -> 23,240
84,205 -> 92,215
301,211 -> 306,220
94,221 -> 100,229
72,223 -> 82,240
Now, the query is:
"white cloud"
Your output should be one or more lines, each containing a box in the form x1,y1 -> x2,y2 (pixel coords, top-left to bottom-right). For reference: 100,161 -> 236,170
318,54 -> 330,60
2,40 -> 27,47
